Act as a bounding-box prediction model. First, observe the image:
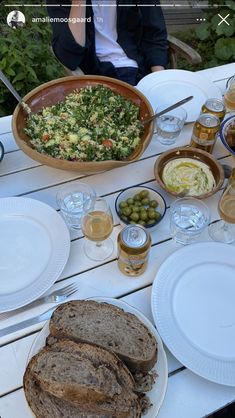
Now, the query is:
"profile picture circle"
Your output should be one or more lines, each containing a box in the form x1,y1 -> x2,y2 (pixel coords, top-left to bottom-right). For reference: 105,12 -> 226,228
7,11 -> 25,29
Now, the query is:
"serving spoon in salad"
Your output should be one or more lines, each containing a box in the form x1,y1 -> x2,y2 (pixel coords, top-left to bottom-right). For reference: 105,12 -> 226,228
141,95 -> 193,126
0,69 -> 32,116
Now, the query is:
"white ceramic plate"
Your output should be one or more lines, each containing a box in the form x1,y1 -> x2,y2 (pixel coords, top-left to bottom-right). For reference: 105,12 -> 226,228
136,69 -> 222,122
0,197 -> 70,312
151,242 -> 235,386
29,296 -> 168,418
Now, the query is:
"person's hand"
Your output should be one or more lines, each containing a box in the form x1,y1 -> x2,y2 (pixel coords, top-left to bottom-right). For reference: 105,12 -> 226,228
151,66 -> 165,72
71,0 -> 85,4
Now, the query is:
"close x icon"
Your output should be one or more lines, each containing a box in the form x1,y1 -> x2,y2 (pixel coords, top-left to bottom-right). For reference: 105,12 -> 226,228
217,13 -> 231,26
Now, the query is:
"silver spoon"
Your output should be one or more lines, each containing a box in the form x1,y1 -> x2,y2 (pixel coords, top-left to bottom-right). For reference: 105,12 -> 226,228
141,96 -> 193,126
0,69 -> 32,115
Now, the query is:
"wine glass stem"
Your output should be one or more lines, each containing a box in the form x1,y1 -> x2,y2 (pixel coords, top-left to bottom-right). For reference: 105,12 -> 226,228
222,221 -> 229,231
96,241 -> 102,248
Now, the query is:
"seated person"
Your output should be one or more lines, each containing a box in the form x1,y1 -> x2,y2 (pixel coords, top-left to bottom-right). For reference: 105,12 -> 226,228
46,0 -> 168,85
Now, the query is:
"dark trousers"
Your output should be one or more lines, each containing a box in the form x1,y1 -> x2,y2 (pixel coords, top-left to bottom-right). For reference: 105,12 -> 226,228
115,67 -> 138,86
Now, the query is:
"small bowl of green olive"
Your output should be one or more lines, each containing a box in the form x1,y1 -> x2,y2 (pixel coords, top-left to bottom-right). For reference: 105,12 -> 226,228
115,186 -> 166,228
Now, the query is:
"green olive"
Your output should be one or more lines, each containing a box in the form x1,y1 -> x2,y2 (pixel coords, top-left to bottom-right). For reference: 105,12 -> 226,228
133,193 -> 141,201
119,201 -> 128,209
127,198 -> 134,205
141,198 -> 150,206
154,211 -> 161,220
121,215 -> 128,222
139,190 -> 149,199
140,211 -> 148,221
130,212 -> 139,221
123,207 -> 132,216
138,220 -> 146,226
150,200 -> 159,208
146,219 -> 156,226
148,209 -> 156,220
132,206 -> 141,213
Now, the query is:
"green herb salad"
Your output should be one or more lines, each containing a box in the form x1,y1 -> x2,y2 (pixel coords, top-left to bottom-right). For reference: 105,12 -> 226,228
24,85 -> 143,162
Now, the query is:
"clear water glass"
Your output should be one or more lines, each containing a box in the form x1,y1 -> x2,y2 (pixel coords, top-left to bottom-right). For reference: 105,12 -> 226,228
154,105 -> 187,145
56,183 -> 96,230
170,198 -> 210,245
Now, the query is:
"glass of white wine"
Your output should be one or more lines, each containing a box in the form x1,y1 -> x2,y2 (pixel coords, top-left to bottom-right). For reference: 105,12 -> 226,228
81,197 -> 114,261
224,75 -> 235,113
209,181 -> 235,244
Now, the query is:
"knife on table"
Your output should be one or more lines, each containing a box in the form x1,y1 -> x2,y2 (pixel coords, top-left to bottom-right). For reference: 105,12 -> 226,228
0,307 -> 54,338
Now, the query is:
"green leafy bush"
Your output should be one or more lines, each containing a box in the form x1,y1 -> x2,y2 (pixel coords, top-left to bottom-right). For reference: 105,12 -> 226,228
173,0 -> 235,71
195,1 -> 235,62
0,2 -> 64,116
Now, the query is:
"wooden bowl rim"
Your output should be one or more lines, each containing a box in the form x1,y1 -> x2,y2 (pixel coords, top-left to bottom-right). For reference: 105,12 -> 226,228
154,146 -> 224,199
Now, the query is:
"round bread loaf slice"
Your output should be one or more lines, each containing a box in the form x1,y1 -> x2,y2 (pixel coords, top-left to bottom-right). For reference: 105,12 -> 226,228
49,300 -> 157,373
24,340 -> 141,418
48,340 -> 135,390
32,351 -> 122,403
24,366 -> 122,418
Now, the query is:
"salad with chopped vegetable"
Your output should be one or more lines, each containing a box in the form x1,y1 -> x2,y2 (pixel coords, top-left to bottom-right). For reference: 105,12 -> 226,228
24,85 -> 143,162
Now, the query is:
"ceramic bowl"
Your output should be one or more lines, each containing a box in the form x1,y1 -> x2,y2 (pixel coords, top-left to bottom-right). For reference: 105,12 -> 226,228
219,115 -> 235,157
154,147 -> 224,199
115,186 -> 166,228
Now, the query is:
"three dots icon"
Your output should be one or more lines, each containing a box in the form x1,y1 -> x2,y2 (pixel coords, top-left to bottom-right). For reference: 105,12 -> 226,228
196,18 -> 207,22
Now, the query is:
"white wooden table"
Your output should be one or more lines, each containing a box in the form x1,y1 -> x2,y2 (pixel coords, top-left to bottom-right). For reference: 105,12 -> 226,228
0,63 -> 235,418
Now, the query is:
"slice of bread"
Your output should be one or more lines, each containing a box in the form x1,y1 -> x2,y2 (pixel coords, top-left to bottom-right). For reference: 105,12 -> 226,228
24,340 -> 141,418
49,300 -> 157,373
24,366 -> 118,418
48,340 -> 135,390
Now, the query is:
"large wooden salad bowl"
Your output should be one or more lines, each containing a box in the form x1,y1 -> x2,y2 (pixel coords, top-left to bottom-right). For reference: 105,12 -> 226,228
12,76 -> 154,173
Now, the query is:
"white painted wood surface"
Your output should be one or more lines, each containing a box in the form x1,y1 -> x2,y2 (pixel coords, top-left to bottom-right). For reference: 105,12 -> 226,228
0,63 -> 235,418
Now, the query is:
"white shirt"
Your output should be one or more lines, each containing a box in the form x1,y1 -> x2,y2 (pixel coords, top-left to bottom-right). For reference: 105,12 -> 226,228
91,0 -> 138,68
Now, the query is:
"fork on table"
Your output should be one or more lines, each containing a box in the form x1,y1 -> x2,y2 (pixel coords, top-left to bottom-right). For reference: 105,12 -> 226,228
0,282 -> 78,321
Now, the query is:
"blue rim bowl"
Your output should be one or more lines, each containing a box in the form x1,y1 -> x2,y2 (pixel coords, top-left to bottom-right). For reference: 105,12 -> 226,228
0,141 -> 4,162
220,115 -> 235,156
115,186 -> 166,228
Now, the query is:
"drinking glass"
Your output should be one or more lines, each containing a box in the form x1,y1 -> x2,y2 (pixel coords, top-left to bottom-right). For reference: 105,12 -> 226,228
224,75 -> 235,113
170,197 -> 210,245
154,105 -> 187,145
208,181 -> 235,244
56,183 -> 96,230
81,197 -> 114,261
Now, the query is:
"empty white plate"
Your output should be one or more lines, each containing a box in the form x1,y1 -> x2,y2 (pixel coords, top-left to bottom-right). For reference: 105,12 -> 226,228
0,197 -> 70,312
151,242 -> 235,386
136,69 -> 222,122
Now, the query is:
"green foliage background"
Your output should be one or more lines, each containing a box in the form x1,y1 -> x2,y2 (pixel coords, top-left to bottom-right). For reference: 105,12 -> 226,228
173,0 -> 235,71
0,1 -> 64,117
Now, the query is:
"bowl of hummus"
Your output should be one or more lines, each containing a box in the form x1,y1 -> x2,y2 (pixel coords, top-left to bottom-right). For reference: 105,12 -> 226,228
154,147 -> 224,199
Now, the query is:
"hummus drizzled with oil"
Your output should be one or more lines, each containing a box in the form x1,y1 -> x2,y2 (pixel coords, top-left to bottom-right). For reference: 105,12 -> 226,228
162,157 -> 216,196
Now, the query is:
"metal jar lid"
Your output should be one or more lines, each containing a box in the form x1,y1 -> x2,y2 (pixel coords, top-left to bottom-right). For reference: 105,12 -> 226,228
198,113 -> 220,127
204,98 -> 225,113
121,225 -> 149,248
